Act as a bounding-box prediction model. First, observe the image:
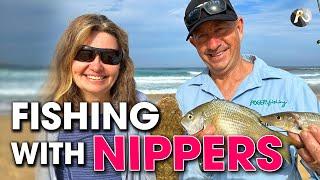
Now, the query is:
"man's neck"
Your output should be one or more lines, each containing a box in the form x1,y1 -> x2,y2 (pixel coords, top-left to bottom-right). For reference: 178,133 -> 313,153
210,58 -> 253,101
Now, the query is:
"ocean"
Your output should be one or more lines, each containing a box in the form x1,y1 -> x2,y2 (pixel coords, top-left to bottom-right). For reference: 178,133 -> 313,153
1,67 -> 320,113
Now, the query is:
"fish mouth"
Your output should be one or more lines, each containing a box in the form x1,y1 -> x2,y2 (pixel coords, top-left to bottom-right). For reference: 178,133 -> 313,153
260,120 -> 275,128
259,120 -> 288,133
261,122 -> 271,127
259,117 -> 272,127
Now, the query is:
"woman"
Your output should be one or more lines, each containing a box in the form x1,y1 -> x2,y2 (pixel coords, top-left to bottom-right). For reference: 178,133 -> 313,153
38,14 -> 155,180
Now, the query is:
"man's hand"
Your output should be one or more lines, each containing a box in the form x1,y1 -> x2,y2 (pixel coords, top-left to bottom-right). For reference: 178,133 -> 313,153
192,125 -> 216,140
289,125 -> 320,174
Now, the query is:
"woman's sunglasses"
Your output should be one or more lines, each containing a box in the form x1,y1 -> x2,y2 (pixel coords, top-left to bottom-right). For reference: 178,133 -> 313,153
74,45 -> 123,65
185,0 -> 227,28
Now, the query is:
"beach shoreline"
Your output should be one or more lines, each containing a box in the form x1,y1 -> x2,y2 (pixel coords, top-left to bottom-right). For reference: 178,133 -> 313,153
1,93 -> 319,180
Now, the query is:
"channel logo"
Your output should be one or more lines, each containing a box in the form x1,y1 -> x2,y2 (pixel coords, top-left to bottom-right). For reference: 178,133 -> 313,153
290,8 -> 312,27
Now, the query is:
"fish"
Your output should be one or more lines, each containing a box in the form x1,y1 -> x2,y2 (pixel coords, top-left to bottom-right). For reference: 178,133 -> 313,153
151,95 -> 184,180
180,99 -> 302,164
260,112 -> 320,134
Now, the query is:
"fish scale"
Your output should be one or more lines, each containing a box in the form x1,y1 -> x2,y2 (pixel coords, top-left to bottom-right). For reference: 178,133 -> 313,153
180,99 -> 301,164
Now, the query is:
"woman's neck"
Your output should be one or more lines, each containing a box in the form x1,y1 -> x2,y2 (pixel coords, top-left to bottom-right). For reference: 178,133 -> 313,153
83,92 -> 111,103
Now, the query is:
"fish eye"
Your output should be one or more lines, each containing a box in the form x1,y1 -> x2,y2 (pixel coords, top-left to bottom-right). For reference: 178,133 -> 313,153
188,114 -> 193,119
276,116 -> 281,120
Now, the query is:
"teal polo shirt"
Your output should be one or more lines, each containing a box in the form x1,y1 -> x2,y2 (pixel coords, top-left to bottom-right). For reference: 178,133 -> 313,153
176,55 -> 320,180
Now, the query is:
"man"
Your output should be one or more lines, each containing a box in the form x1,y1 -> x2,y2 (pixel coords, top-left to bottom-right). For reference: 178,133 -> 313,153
176,0 -> 320,179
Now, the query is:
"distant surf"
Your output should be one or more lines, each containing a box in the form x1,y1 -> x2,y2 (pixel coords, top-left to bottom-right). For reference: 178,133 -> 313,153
1,67 -> 320,113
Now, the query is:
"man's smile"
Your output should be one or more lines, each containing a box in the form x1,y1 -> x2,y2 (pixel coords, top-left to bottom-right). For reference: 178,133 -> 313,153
206,48 -> 229,59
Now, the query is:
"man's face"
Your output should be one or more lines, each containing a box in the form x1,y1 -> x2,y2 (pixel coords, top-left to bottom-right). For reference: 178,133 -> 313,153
190,18 -> 244,76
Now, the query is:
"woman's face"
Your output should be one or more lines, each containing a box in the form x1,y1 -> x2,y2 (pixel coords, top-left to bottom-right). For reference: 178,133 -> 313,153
72,31 -> 120,102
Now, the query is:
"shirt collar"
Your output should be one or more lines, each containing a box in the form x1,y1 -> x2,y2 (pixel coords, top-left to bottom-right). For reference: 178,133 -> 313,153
243,54 -> 282,80
188,54 -> 283,99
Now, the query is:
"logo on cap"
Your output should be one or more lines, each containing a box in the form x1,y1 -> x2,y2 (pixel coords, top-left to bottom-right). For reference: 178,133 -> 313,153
290,8 -> 312,27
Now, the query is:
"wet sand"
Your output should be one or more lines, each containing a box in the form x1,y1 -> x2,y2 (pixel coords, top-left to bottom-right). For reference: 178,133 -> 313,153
0,93 -> 318,180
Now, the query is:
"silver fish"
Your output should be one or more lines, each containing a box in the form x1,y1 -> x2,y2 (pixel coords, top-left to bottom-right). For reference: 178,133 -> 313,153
181,99 -> 302,164
260,112 -> 320,134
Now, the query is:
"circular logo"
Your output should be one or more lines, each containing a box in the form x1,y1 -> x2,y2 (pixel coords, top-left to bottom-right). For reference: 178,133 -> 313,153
290,8 -> 312,27
317,40 -> 320,45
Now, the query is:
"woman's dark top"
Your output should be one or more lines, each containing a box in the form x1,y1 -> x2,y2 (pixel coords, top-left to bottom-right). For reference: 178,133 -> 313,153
54,117 -> 122,180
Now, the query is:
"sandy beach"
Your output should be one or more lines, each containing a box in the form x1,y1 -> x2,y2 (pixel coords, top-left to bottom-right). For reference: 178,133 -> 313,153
0,114 -> 36,180
0,93 -> 318,180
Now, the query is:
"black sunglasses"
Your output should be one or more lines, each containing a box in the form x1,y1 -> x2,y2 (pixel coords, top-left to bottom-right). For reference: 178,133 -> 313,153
185,0 -> 227,28
74,45 -> 123,65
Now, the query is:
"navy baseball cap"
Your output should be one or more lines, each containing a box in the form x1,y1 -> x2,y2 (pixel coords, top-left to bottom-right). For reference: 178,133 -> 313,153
184,0 -> 238,40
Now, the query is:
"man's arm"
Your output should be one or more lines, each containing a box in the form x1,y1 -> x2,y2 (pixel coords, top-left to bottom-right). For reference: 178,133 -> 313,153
289,127 -> 320,175
289,78 -> 320,178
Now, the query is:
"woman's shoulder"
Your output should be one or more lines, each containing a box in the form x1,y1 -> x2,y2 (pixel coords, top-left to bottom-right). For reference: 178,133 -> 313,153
136,90 -> 148,102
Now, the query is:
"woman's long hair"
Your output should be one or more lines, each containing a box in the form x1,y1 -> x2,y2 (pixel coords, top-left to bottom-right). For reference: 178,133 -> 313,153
41,14 -> 137,110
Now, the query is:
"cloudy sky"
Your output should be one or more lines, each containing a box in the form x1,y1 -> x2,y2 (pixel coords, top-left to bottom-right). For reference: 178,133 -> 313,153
0,0 -> 319,68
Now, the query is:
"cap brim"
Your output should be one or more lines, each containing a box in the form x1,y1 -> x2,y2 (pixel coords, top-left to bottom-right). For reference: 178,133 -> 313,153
186,14 -> 237,41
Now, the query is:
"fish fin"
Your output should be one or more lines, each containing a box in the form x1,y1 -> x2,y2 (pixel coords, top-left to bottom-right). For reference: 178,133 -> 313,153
233,101 -> 262,118
273,131 -> 305,164
273,132 -> 292,164
219,99 -> 262,118
277,146 -> 291,165
274,129 -> 303,148
246,108 -> 262,118
288,128 -> 301,135
291,113 -> 304,132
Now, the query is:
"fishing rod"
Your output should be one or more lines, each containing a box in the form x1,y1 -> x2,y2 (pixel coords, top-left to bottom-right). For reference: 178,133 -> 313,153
316,1 -> 320,45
